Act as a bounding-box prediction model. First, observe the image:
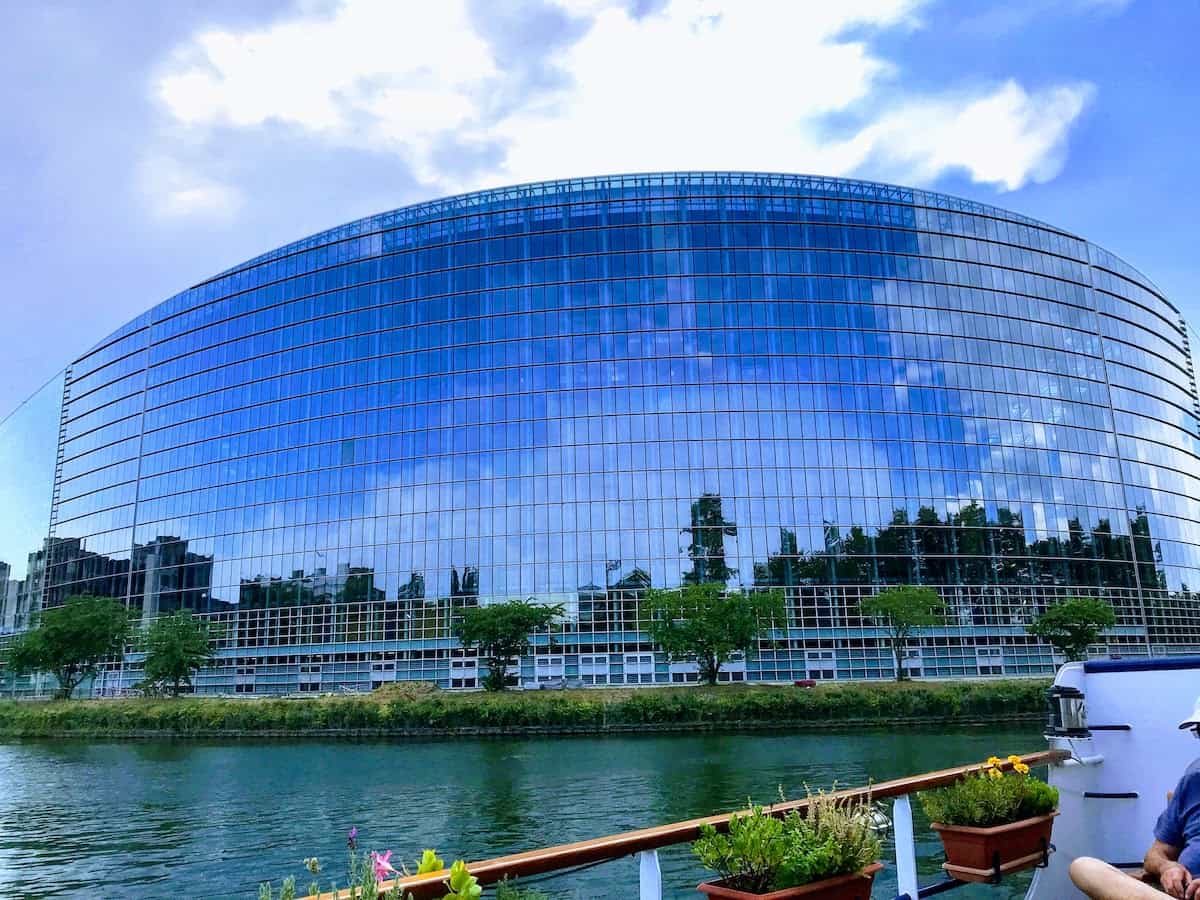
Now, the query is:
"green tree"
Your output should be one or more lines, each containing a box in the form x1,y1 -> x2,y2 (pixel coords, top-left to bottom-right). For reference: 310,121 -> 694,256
2,595 -> 132,699
1027,596 -> 1116,662
141,611 -> 220,696
453,600 -> 562,691
859,585 -> 946,681
644,583 -> 785,685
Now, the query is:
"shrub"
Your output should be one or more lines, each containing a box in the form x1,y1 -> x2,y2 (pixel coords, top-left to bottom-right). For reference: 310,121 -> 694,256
0,679 -> 1048,737
693,790 -> 881,893
919,755 -> 1059,827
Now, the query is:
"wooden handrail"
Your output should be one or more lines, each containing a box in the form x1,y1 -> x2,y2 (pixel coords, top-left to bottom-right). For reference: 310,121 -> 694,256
308,749 -> 1068,899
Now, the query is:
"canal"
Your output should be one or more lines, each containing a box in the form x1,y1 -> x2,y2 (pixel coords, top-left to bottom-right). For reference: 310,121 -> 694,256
0,725 -> 1044,898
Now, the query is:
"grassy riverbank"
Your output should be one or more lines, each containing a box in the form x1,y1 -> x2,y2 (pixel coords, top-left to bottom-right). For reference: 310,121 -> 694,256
0,678 -> 1048,738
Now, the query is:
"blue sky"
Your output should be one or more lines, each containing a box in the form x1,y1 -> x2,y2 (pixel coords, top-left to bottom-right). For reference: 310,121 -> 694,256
1,0 -> 1198,421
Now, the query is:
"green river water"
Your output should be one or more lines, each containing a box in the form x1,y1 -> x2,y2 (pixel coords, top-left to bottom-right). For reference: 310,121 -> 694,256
0,725 -> 1043,898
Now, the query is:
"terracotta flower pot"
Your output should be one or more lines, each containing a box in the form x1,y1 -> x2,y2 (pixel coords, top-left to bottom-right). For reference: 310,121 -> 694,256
697,862 -> 883,899
931,812 -> 1057,883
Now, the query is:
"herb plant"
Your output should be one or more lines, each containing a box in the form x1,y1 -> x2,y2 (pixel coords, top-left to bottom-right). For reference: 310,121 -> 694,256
693,804 -> 788,893
692,790 -> 881,893
920,756 -> 1059,828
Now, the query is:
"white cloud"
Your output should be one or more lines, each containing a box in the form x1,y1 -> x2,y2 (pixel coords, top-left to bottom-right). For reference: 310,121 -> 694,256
148,0 -> 1097,213
485,0 -> 920,184
155,0 -> 494,184
841,80 -> 1095,190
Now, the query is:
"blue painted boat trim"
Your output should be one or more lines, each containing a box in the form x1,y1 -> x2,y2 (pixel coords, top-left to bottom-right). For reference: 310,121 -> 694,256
1084,656 -> 1200,673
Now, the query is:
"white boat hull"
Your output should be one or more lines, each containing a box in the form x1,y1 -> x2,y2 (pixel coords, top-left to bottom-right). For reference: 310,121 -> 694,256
1028,657 -> 1200,898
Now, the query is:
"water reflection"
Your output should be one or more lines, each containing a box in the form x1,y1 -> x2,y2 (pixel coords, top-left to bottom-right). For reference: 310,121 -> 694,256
474,741 -> 537,844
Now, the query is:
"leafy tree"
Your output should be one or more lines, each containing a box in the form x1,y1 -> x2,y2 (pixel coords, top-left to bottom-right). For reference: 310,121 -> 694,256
644,583 -> 785,685
1027,596 -> 1116,662
2,595 -> 132,699
453,600 -> 562,691
141,611 -> 220,696
859,585 -> 946,681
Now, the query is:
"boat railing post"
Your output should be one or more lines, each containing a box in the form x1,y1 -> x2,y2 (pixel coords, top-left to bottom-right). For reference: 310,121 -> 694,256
638,849 -> 662,900
894,794 -> 919,899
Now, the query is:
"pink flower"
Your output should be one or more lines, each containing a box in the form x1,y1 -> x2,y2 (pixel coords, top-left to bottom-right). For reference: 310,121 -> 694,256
371,850 -> 398,880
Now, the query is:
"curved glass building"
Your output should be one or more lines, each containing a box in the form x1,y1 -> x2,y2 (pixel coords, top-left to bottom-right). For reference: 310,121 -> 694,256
4,172 -> 1199,692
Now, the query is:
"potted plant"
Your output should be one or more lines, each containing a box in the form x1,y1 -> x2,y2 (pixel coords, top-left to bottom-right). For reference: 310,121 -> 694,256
692,791 -> 883,899
920,755 -> 1060,883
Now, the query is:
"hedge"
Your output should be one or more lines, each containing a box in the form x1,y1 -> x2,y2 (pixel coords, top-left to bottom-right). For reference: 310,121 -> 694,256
0,679 -> 1048,738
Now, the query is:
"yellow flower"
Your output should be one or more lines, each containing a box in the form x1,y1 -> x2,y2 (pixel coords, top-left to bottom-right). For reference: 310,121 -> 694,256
1008,755 -> 1022,765
1014,762 -> 1030,775
986,756 -> 1003,768
987,767 -> 1004,780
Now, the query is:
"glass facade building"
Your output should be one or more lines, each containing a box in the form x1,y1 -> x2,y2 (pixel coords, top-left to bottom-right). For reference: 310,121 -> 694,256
4,171 -> 1199,693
